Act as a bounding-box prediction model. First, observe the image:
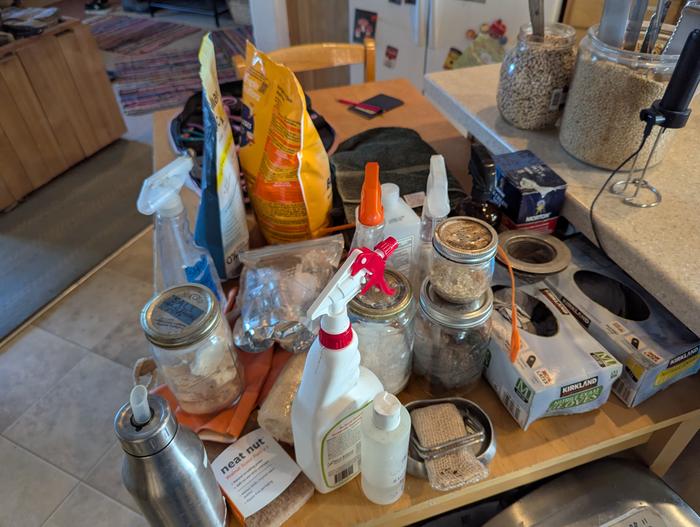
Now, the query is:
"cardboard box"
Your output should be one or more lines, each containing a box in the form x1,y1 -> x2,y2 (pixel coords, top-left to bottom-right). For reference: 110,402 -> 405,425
545,236 -> 700,407
500,214 -> 559,235
485,283 -> 622,430
493,150 -> 567,224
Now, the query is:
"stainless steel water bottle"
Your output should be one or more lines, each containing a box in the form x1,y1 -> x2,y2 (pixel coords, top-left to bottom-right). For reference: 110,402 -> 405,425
114,386 -> 227,527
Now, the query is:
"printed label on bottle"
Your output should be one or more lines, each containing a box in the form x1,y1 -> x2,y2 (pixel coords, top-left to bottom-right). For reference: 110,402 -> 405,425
320,403 -> 370,489
548,88 -> 565,111
185,255 -> 221,302
389,235 -> 414,276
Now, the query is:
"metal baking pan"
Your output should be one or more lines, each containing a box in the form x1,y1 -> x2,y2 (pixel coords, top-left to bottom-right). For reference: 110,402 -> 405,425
406,397 -> 496,480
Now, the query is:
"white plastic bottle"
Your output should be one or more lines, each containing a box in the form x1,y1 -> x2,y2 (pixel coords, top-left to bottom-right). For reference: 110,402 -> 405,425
360,392 -> 411,505
137,156 -> 225,303
413,155 -> 451,293
381,183 -> 420,278
291,238 -> 398,493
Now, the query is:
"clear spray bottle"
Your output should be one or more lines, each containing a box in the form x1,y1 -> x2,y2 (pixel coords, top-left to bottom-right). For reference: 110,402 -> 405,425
137,156 -> 225,303
413,155 -> 451,293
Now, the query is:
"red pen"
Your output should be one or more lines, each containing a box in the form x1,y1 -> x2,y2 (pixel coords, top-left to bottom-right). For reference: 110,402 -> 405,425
337,98 -> 383,114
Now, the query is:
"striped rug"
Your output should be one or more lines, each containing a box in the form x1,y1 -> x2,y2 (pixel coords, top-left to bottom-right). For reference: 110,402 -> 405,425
113,27 -> 252,115
85,14 -> 201,55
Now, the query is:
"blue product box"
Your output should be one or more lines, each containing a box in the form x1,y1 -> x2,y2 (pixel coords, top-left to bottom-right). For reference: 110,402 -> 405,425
493,150 -> 567,224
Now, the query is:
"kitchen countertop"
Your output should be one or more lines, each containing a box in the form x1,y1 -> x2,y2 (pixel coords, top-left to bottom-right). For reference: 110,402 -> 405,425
424,63 -> 700,336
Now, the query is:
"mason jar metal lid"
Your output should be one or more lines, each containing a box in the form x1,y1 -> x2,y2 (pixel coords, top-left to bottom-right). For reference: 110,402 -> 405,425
433,217 -> 498,265
419,278 -> 493,329
140,283 -> 220,349
349,269 -> 413,321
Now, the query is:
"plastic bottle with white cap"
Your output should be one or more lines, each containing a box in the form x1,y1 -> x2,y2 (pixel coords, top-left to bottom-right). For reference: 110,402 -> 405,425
381,182 -> 420,277
360,391 -> 411,505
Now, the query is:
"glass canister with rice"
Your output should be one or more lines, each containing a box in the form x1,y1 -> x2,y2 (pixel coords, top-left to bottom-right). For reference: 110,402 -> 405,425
559,24 -> 679,169
497,22 -> 577,130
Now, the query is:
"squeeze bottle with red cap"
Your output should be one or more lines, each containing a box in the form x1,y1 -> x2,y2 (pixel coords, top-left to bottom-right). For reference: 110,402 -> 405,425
291,237 -> 397,493
350,162 -> 384,251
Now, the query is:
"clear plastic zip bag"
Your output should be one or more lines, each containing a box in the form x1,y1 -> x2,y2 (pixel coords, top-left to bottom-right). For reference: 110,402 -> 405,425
233,235 -> 344,353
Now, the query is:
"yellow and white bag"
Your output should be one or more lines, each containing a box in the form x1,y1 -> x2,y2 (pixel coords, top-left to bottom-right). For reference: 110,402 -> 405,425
238,42 -> 332,244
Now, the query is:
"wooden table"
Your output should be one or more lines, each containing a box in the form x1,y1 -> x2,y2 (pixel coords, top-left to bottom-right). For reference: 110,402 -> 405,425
152,79 -> 700,527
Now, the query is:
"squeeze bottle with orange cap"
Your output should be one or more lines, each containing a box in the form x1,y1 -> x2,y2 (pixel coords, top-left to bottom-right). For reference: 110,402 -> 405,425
350,162 -> 384,251
291,237 -> 397,493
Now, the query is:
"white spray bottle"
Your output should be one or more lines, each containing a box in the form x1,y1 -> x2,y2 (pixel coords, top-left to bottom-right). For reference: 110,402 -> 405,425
137,156 -> 225,303
413,155 -> 451,293
291,237 -> 398,494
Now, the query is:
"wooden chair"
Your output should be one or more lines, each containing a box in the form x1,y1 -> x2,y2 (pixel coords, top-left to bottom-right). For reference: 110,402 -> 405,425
233,38 -> 375,83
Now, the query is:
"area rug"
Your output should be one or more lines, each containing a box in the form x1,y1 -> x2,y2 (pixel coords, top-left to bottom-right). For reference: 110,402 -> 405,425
0,140 -> 152,340
85,14 -> 200,54
114,26 -> 251,115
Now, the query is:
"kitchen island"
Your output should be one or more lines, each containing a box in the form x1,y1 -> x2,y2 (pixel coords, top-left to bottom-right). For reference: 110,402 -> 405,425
425,63 -> 700,336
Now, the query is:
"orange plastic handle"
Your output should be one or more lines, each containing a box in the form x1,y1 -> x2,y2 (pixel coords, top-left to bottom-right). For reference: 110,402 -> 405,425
497,245 -> 521,363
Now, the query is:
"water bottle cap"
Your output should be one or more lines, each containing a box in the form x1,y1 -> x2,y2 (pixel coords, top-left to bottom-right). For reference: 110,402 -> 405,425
114,392 -> 177,457
372,392 -> 402,431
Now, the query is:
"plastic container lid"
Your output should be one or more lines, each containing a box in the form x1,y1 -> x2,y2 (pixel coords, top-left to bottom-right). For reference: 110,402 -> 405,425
358,162 -> 384,226
433,217 -> 498,265
372,391 -> 402,431
140,283 -> 220,349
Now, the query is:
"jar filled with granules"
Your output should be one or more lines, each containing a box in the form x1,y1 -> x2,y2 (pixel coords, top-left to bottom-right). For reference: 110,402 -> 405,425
141,283 -> 245,415
497,23 -> 576,130
413,279 -> 493,395
559,24 -> 678,169
429,217 -> 498,306
349,269 -> 416,394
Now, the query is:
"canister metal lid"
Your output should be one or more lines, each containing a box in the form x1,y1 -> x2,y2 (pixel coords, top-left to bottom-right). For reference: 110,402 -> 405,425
114,393 -> 177,457
349,269 -> 413,320
140,283 -> 220,349
419,278 -> 493,329
433,217 -> 498,264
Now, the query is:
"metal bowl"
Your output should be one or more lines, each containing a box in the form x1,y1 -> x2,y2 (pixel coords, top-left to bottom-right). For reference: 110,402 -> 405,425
406,397 -> 496,480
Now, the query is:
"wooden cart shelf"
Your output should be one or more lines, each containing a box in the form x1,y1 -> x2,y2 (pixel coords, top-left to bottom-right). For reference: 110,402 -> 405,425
0,17 -> 126,210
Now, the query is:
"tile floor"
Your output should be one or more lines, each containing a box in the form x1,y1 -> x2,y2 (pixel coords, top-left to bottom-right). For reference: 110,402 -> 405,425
0,231 -> 154,526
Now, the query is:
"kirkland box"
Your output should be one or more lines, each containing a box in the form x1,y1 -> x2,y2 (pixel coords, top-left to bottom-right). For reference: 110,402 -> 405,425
485,283 -> 622,430
493,150 -> 567,224
545,236 -> 700,408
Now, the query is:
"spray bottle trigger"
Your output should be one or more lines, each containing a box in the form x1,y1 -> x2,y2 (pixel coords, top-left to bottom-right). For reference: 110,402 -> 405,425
350,237 -> 398,295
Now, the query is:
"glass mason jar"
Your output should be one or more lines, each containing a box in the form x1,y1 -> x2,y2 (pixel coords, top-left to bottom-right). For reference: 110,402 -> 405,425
559,24 -> 679,170
141,283 -> 245,415
497,23 -> 576,130
429,217 -> 498,307
413,280 -> 493,396
349,270 -> 416,394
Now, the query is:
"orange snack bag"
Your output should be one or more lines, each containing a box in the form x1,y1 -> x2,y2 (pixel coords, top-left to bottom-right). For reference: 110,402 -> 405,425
238,42 -> 332,243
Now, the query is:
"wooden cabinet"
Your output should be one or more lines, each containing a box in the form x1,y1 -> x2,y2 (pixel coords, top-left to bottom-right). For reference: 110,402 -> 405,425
0,19 -> 126,209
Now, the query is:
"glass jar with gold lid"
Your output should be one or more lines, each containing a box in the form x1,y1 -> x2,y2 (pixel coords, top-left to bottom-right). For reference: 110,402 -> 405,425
429,217 -> 498,307
141,283 -> 245,414
348,269 -> 416,394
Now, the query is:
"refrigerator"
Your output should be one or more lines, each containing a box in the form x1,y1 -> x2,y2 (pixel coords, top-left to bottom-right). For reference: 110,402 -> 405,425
348,0 -> 564,89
